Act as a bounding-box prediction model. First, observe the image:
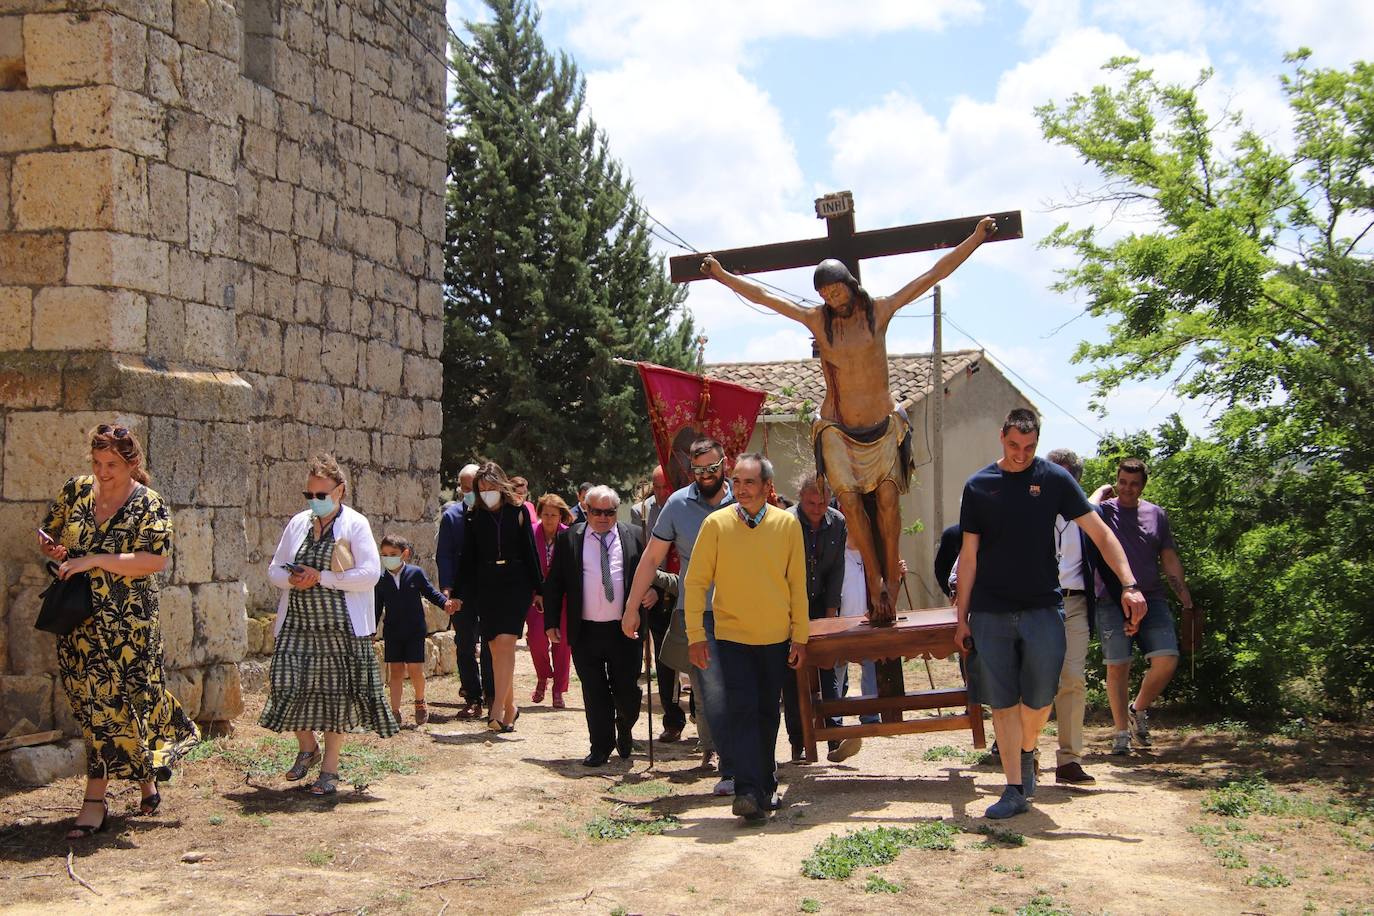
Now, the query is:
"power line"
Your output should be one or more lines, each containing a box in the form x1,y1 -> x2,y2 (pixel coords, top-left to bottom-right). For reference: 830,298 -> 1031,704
941,314 -> 1105,441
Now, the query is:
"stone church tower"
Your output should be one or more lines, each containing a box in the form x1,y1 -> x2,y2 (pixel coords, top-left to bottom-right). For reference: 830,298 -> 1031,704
0,0 -> 448,760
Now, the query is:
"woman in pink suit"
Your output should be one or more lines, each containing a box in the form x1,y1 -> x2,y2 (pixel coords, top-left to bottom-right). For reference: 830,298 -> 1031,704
528,493 -> 573,707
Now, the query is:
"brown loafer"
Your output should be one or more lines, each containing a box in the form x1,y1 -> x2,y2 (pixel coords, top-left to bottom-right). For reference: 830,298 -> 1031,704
1055,761 -> 1097,786
414,701 -> 429,726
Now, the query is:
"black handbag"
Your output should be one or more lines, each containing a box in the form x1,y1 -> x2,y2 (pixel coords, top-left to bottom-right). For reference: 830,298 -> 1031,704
34,492 -> 135,636
34,564 -> 95,635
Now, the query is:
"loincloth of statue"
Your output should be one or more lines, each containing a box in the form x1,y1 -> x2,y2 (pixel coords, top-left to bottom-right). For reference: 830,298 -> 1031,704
812,406 -> 915,497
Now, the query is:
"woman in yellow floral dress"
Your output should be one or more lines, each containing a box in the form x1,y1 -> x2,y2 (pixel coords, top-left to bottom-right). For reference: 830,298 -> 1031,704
38,424 -> 199,839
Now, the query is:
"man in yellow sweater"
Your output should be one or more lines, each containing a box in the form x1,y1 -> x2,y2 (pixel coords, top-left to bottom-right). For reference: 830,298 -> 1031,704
685,453 -> 809,822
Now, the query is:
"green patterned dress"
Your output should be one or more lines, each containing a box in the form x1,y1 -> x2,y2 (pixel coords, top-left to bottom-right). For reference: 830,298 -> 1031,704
259,523 -> 398,736
41,476 -> 200,781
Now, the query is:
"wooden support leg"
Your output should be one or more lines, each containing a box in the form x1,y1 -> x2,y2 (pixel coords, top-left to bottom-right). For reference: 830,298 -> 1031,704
798,663 -> 819,763
968,702 -> 987,748
875,658 -> 905,724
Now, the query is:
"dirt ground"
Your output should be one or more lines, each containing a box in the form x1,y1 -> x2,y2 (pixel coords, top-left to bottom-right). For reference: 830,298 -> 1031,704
2,651 -> 1371,916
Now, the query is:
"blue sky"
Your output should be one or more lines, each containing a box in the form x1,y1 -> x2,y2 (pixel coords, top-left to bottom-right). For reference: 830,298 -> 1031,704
445,0 -> 1372,458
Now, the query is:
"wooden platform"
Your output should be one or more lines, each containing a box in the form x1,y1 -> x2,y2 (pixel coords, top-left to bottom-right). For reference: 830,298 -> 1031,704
796,606 -> 985,762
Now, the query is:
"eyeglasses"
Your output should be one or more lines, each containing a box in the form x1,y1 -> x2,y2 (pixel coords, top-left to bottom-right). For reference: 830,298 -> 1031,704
690,459 -> 725,477
587,507 -> 617,517
302,489 -> 337,500
95,424 -> 131,439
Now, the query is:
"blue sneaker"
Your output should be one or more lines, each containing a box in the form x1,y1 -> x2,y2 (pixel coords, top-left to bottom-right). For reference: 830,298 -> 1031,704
985,785 -> 1029,819
1021,750 -> 1038,798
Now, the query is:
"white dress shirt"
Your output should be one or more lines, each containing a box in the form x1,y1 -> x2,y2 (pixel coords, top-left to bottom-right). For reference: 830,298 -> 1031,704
1055,515 -> 1085,589
581,525 -> 625,622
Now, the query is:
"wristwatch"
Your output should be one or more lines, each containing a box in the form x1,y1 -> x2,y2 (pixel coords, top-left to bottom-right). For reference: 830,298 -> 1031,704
1122,582 -> 1140,590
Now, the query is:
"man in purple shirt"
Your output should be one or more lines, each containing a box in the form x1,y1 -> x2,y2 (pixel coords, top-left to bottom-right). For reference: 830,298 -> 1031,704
1090,458 -> 1197,754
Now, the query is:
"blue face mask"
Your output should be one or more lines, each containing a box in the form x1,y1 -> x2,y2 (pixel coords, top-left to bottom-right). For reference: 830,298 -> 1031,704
308,496 -> 337,518
381,555 -> 403,571
462,490 -> 475,508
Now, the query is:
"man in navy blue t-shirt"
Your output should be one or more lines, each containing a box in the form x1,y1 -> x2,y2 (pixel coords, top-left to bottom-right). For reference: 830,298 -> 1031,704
955,408 -> 1145,819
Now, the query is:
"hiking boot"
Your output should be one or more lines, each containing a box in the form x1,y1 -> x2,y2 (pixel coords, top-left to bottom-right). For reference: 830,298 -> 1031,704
1020,749 -> 1038,798
1129,704 -> 1152,747
731,794 -> 766,821
1055,762 -> 1096,786
984,785 -> 1029,819
1111,731 -> 1131,755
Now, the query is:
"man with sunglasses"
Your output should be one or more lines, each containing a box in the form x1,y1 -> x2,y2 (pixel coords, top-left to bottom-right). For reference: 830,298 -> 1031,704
623,438 -> 737,796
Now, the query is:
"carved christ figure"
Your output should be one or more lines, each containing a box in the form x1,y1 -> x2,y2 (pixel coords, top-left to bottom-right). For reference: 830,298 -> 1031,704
700,216 -> 997,624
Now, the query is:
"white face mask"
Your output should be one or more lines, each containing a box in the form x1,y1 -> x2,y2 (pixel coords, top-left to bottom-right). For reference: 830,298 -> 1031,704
480,491 -> 502,509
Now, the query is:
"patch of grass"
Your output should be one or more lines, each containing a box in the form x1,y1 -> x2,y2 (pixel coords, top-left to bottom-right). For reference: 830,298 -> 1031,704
609,779 -> 671,798
184,735 -> 419,787
1203,775 -> 1368,826
338,742 -> 422,786
802,822 -> 959,880
609,906 -> 628,916
1246,865 -> 1291,888
923,745 -> 993,765
207,814 -> 225,826
1203,718 -> 1253,735
584,806 -> 680,840
970,824 -> 1027,848
1215,846 -> 1249,869
993,864 -> 1025,876
237,812 -> 271,827
990,908 -> 1008,915
800,899 -> 821,913
864,875 -> 903,894
1017,891 -> 1071,916
305,848 -> 334,867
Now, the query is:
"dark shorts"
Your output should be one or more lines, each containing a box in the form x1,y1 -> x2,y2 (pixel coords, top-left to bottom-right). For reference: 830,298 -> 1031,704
1097,595 -> 1179,664
383,634 -> 426,664
967,605 -> 1066,710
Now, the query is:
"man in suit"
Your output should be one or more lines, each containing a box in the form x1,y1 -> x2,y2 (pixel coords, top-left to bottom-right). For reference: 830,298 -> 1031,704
436,463 -> 493,719
544,485 -> 661,766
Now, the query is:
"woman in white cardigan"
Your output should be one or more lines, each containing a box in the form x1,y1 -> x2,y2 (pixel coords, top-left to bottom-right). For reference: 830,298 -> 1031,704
259,454 -> 398,795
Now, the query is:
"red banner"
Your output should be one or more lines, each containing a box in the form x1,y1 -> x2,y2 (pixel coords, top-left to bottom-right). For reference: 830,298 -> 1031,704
636,362 -> 768,491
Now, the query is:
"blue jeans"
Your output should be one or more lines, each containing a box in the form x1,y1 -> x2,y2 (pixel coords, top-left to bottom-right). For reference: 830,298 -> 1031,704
1097,595 -> 1180,665
716,639 -> 790,808
694,611 -> 734,778
967,606 -> 1066,710
836,660 -> 881,725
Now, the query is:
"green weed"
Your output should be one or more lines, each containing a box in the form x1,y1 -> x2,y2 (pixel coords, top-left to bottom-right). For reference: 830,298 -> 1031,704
971,824 -> 1028,848
609,779 -> 672,798
1246,865 -> 1291,888
801,822 -> 959,879
800,899 -> 821,913
584,806 -> 680,840
207,814 -> 225,826
923,745 -> 993,765
1017,891 -> 1071,916
864,875 -> 904,894
305,848 -> 334,867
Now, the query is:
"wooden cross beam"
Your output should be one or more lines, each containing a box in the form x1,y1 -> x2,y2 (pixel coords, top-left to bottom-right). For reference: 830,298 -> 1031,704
669,192 -> 1022,286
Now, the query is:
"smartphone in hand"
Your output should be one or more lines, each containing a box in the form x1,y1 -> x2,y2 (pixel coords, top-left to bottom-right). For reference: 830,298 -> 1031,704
37,528 -> 56,545
280,562 -> 306,574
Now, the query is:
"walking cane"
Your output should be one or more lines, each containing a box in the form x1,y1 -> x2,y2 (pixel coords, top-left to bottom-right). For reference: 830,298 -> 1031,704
900,575 -> 944,716
643,632 -> 656,769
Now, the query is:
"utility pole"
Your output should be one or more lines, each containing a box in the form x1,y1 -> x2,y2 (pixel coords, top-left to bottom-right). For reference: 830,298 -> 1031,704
932,284 -> 945,547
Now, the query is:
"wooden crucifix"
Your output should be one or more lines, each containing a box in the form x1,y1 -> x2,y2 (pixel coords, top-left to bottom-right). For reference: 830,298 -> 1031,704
672,192 -> 1022,719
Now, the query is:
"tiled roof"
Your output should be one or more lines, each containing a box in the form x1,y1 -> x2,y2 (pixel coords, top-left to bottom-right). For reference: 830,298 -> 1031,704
708,349 -> 983,416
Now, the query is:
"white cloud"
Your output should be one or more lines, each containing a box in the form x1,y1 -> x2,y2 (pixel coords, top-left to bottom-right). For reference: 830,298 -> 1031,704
1244,0 -> 1374,67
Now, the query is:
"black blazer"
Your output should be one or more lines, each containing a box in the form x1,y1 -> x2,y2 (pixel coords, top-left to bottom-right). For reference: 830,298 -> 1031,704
375,564 -> 448,640
542,521 -> 649,649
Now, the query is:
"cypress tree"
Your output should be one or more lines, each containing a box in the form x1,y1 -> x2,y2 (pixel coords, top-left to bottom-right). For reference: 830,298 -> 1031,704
443,0 -> 696,495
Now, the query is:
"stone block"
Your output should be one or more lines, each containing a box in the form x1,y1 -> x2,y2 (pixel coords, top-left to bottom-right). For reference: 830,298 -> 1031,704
0,91 -> 53,152
53,85 -> 166,157
23,12 -> 146,89
6,738 -> 85,785
164,666 -> 202,720
147,162 -> 189,244
145,415 -> 203,505
166,109 -> 237,183
422,637 -> 439,677
293,187 -> 322,240
173,0 -> 210,48
159,584 -> 193,669
181,44 -> 238,126
6,586 -> 57,676
183,302 -> 236,369
67,232 -> 168,294
171,507 -> 213,584
212,507 -> 246,582
412,436 -> 442,473
257,178 -> 293,233
243,614 -> 264,656
199,661 -> 242,721
207,0 -> 239,58
197,421 -> 250,507
191,580 -> 246,665
319,331 -> 359,386
0,673 -> 53,733
0,286 -> 31,351
238,314 -> 282,374
432,629 -> 456,673
0,16 -> 21,91
147,27 -> 182,104
0,504 -> 49,584
0,232 -> 63,285
3,410 -> 123,502
144,296 -> 184,362
366,340 -> 403,394
14,149 -> 146,232
168,249 -> 205,302
187,175 -> 237,256
242,121 -> 276,177
0,159 -> 9,232
403,353 -> 442,400
31,287 -> 147,352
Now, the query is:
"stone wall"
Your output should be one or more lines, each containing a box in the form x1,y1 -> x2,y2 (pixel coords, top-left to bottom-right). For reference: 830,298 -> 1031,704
0,0 -> 448,753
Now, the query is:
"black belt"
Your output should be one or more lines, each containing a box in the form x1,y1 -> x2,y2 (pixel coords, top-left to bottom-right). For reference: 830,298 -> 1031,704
1061,588 -> 1088,596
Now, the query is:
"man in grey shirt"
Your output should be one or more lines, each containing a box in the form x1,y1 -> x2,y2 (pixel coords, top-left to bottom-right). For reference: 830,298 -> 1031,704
623,439 -> 737,796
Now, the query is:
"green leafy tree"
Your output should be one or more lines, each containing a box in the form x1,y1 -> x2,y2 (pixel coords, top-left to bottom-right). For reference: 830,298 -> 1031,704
1038,55 -> 1374,714
443,0 -> 695,495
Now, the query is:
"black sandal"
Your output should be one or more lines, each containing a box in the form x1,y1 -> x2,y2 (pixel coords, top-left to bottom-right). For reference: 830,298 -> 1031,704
285,748 -> 322,781
66,798 -> 108,840
138,784 -> 161,816
309,771 -> 340,796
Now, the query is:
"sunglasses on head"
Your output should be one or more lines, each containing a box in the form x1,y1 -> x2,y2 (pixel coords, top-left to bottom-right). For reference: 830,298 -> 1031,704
690,459 -> 725,476
95,424 -> 131,439
302,488 -> 337,500
587,507 -> 617,517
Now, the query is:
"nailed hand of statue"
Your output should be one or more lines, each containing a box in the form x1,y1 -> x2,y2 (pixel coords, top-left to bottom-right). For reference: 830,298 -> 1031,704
699,254 -> 720,278
977,215 -> 997,238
